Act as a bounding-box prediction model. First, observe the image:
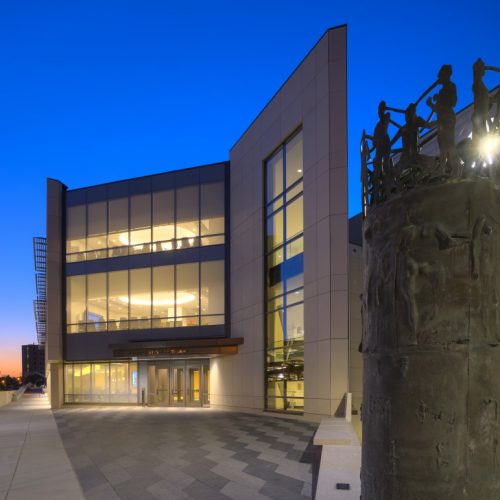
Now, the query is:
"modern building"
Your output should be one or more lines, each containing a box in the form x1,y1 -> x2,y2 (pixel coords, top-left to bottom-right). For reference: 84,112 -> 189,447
22,344 -> 45,380
45,25 -> 364,424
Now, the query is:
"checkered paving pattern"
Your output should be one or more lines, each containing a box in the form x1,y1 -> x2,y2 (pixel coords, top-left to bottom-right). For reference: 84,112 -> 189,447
54,408 -> 320,499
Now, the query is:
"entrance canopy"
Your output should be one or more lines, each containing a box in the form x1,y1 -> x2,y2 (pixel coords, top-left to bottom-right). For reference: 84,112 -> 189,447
110,337 -> 244,359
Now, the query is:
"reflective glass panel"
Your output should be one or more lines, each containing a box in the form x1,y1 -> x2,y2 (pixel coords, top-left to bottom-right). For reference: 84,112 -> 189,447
92,363 -> 109,398
108,270 -> 129,329
152,266 -> 175,323
130,268 -> 151,324
176,186 -> 199,244
81,363 -> 91,401
87,273 -> 107,331
130,194 -> 151,246
266,149 -> 283,201
176,263 -> 199,318
108,198 -> 129,249
152,190 -> 175,243
201,261 -> 224,316
87,202 -> 107,251
64,365 -> 73,396
267,310 -> 284,348
285,131 -> 303,189
266,210 -> 284,250
200,182 -> 224,236
285,195 -> 303,241
67,275 -> 86,331
110,363 -> 128,395
286,303 -> 304,342
67,205 -> 86,254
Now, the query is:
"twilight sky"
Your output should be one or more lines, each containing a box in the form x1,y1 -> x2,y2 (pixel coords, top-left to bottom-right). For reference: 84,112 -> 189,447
0,1 -> 498,376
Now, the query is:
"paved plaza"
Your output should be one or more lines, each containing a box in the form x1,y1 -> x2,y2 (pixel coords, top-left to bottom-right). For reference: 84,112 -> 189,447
0,395 -> 84,500
54,406 -> 321,500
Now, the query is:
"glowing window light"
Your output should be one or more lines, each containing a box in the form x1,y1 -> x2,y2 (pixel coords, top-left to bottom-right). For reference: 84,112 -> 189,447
118,292 -> 195,306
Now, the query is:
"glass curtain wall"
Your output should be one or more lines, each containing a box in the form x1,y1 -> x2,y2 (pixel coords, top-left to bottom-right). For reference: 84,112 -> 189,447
64,361 -> 138,403
66,182 -> 225,262
66,260 -> 225,333
265,130 -> 304,413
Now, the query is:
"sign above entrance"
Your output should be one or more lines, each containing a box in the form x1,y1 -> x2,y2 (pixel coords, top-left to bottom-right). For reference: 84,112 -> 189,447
110,337 -> 244,359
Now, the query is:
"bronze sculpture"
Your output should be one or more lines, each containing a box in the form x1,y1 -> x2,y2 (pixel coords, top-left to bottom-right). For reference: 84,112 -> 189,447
361,60 -> 500,216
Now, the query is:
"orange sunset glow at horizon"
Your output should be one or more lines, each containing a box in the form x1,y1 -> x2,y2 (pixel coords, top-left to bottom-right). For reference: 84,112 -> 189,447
0,348 -> 22,377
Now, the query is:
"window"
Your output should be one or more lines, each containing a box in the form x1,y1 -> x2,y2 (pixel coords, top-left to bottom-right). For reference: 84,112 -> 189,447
201,260 -> 225,325
108,270 -> 128,330
152,266 -> 175,328
176,186 -> 199,249
66,261 -> 225,333
130,194 -> 151,252
201,182 -> 225,243
152,190 -> 175,247
87,202 -> 107,259
264,129 -> 304,413
64,361 -> 138,403
66,206 -> 86,258
87,273 -> 107,332
65,181 -> 225,262
108,198 -> 129,257
176,263 -> 199,325
67,275 -> 86,333
129,268 -> 151,328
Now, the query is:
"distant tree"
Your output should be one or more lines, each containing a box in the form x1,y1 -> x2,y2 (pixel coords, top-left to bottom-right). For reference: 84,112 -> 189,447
0,376 -> 21,391
24,373 -> 46,387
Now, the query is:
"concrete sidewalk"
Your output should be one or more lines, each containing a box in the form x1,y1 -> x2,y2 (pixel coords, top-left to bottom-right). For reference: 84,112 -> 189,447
0,394 -> 84,500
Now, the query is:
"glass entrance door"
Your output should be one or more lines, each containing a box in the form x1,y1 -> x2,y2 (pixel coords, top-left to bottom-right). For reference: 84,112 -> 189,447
202,363 -> 210,407
157,367 -> 169,404
147,359 -> 209,407
170,363 -> 185,406
186,365 -> 201,407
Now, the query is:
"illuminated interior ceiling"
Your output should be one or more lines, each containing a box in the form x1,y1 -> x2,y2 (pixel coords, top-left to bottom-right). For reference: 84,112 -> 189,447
118,292 -> 195,306
116,226 -> 197,246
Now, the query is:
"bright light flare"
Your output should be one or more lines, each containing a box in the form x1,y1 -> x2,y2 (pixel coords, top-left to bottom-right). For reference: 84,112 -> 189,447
479,134 -> 500,165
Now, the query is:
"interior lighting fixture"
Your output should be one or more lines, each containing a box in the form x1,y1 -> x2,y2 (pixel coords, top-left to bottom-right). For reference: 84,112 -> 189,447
118,292 -> 195,306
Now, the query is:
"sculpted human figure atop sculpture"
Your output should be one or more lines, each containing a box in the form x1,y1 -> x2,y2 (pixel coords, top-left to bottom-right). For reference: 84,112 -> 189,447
472,58 -> 500,136
426,65 -> 460,176
369,101 -> 392,201
391,103 -> 435,161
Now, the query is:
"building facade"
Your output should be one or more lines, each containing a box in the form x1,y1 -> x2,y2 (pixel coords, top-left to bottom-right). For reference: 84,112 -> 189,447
22,344 -> 46,380
45,25 -> 363,421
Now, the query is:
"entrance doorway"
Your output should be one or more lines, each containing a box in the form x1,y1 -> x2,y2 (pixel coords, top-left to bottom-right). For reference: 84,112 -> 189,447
147,360 -> 210,407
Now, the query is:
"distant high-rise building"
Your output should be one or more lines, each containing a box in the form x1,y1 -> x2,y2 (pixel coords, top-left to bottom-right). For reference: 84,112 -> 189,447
22,344 -> 45,380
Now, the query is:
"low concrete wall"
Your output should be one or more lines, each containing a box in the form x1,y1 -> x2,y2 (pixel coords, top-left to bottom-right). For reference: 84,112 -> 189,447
314,418 -> 361,499
0,391 -> 15,408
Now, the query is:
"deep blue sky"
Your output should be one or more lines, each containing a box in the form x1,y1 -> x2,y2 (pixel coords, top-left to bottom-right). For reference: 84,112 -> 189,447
0,0 -> 498,374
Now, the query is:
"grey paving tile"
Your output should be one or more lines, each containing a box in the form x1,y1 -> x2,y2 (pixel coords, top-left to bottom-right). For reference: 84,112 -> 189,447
76,464 -> 109,492
220,480 -> 269,500
147,478 -> 189,499
84,482 -> 121,500
181,464 -> 230,491
183,479 -> 230,499
113,477 -> 160,500
259,481 -> 308,500
55,407 -> 319,500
